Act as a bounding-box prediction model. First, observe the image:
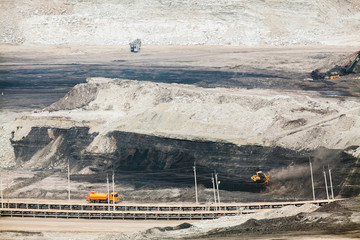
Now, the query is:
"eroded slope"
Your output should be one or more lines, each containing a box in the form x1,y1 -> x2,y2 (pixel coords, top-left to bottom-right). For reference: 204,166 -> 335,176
7,78 -> 360,198
12,78 -> 360,151
1,0 -> 359,46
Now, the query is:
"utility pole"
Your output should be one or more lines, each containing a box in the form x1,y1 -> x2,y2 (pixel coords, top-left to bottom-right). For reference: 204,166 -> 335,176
211,173 -> 217,210
193,162 -> 199,204
67,160 -> 71,202
0,173 -> 3,208
323,167 -> 329,201
112,170 -> 115,211
328,165 -> 334,200
309,157 -> 316,201
215,170 -> 221,204
107,174 -> 110,211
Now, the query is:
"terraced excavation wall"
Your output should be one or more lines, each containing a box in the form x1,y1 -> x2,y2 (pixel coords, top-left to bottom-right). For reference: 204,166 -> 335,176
1,0 -> 359,46
10,126 -> 360,199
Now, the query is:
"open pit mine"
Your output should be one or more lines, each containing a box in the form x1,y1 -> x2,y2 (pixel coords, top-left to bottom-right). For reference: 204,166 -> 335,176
1,0 -> 360,238
6,77 -> 360,201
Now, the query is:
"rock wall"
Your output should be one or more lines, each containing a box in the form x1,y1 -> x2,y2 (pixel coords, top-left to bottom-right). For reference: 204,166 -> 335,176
11,127 -> 97,169
1,0 -> 359,46
8,78 -> 360,198
10,126 -> 359,198
21,78 -> 359,152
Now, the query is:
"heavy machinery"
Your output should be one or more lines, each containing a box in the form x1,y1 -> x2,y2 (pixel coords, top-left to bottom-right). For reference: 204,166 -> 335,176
129,39 -> 141,52
251,171 -> 270,184
86,191 -> 119,203
310,50 -> 360,80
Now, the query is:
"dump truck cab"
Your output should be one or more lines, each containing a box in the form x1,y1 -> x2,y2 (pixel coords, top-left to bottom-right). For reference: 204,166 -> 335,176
110,192 -> 119,203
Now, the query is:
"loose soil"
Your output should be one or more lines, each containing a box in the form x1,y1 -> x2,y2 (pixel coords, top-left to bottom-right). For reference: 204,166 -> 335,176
1,45 -> 360,239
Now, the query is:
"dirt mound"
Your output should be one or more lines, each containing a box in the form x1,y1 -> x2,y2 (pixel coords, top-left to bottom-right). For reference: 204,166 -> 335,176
13,78 -> 360,152
44,82 -> 99,112
202,210 -> 360,239
315,200 -> 351,214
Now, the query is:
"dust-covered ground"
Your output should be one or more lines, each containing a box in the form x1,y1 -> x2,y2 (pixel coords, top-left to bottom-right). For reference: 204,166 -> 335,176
1,1 -> 360,239
0,197 -> 359,240
1,0 -> 359,46
1,45 -> 360,239
1,45 -> 360,200
188,196 -> 360,240
0,45 -> 359,197
1,45 -> 360,112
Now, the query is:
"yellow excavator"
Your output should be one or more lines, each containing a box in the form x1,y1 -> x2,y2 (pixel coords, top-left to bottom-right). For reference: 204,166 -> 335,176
251,171 -> 270,184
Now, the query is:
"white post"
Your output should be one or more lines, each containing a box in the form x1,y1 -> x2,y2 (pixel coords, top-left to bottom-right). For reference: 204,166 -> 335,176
309,158 -> 316,201
0,174 -> 3,208
112,170 -> 115,211
193,162 -> 198,204
211,173 -> 217,210
107,174 -> 110,211
323,167 -> 329,201
215,171 -> 221,204
328,165 -> 334,200
67,160 -> 71,202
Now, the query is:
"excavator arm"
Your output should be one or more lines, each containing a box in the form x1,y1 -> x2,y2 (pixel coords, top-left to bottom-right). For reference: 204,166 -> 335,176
310,50 -> 360,80
342,50 -> 360,74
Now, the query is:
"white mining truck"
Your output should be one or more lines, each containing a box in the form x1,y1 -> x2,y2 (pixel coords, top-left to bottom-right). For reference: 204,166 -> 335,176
129,39 -> 141,53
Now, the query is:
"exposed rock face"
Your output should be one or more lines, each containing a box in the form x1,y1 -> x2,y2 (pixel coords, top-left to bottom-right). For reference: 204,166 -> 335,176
10,125 -> 359,198
8,78 -> 360,198
1,0 -> 359,46
44,82 -> 99,112
11,127 -> 97,169
13,78 -> 360,151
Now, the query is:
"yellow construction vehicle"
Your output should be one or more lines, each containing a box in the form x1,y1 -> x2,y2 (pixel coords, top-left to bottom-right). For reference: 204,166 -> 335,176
251,171 -> 270,184
310,50 -> 360,80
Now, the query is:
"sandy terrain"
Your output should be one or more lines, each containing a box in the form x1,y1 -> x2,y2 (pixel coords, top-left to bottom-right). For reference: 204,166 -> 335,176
1,0 -> 359,46
0,217 -> 189,233
0,204 -> 319,239
1,0 -> 360,239
1,45 -> 360,239
1,199 -> 359,239
2,45 -> 360,170
1,45 -> 360,200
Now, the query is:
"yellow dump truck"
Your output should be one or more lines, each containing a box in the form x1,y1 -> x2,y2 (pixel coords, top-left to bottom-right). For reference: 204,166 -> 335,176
86,191 -> 119,203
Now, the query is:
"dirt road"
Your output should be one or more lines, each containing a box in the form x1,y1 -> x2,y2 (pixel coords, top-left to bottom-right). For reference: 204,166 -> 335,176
1,45 -> 359,111
0,217 -> 190,233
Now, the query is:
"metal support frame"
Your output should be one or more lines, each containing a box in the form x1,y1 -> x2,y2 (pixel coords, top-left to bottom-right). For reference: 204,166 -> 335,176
309,157 -> 316,201
193,162 -> 199,204
328,165 -> 334,200
67,160 -> 71,202
0,173 -> 3,208
211,173 -> 217,210
323,167 -> 330,201
112,170 -> 115,211
215,171 -> 221,204
107,174 -> 110,211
